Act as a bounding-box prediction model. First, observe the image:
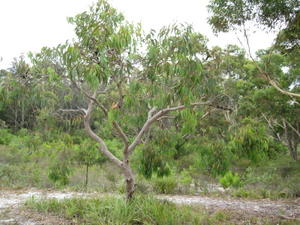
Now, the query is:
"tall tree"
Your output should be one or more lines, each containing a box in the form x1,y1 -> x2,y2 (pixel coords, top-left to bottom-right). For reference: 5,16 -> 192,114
53,0 -> 225,200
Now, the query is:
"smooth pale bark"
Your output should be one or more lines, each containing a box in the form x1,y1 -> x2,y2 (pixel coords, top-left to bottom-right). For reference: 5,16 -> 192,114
283,119 -> 299,161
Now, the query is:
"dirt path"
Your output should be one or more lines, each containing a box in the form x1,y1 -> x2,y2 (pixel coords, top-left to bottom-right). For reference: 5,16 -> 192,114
0,189 -> 299,224
159,195 -> 300,218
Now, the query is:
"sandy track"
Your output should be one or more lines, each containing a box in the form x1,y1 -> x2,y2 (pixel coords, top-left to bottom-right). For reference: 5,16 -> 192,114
0,189 -> 299,224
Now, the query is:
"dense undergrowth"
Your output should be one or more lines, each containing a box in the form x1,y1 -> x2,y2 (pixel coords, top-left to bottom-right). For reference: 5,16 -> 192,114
0,127 -> 299,200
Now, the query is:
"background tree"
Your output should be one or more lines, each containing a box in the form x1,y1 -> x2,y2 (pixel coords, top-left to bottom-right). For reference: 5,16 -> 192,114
73,139 -> 107,188
208,0 -> 300,98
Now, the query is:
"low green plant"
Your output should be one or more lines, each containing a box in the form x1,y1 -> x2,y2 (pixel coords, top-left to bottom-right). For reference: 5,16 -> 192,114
219,171 -> 241,189
0,129 -> 13,145
48,163 -> 72,186
232,188 -> 261,199
152,176 -> 177,194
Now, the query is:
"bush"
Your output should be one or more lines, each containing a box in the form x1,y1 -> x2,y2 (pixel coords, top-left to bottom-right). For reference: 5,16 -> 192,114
193,140 -> 232,177
219,171 -> 241,189
152,176 -> 177,194
0,129 -> 13,145
228,118 -> 286,163
48,163 -> 72,186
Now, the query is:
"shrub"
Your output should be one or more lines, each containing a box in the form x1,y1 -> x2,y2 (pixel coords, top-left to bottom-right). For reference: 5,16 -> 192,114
228,118 -> 286,163
193,139 -> 232,177
219,171 -> 241,189
48,163 -> 71,186
152,176 -> 177,194
0,129 -> 13,145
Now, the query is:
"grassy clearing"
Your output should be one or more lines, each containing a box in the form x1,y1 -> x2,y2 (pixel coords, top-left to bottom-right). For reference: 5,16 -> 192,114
231,156 -> 300,199
25,195 -> 204,225
25,195 -> 300,225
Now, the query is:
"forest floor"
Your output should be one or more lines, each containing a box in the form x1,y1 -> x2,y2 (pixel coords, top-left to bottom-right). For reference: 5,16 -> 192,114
0,189 -> 299,225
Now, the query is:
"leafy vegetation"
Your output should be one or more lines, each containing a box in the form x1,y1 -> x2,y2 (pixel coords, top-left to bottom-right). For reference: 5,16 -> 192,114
25,196 -> 300,225
25,196 -> 204,225
0,2 -> 299,224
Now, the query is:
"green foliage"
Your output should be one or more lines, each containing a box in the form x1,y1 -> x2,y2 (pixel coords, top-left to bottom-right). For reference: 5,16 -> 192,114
228,118 -> 285,163
137,144 -> 172,179
0,0 -> 299,202
208,0 -> 299,31
73,139 -> 106,167
243,156 -> 300,198
136,130 -> 183,179
47,140 -> 75,186
208,0 -> 300,58
48,163 -> 72,186
219,171 -> 241,189
0,129 -> 13,145
152,176 -> 178,194
26,195 -> 203,225
193,139 -> 232,176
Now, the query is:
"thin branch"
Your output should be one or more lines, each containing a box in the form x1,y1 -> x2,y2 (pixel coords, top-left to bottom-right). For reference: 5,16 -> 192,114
70,77 -> 109,115
268,79 -> 300,98
242,27 -> 300,99
128,100 -> 211,153
156,115 -> 176,121
58,108 -> 86,115
112,121 -> 129,148
208,104 -> 233,112
69,77 -> 130,154
284,119 -> 300,138
262,113 -> 282,141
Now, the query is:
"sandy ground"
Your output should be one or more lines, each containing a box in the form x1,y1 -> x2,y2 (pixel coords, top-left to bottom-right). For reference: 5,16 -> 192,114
0,189 -> 299,224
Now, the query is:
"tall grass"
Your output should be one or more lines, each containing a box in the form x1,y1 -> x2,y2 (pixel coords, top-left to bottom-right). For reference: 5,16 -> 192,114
25,195 -> 203,225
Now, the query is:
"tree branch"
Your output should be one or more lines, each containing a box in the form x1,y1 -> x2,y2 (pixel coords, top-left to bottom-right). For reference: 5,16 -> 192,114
70,77 -> 109,115
128,100 -> 211,153
112,122 -> 129,145
58,108 -> 86,115
83,91 -> 123,168
69,77 -> 130,156
242,28 -> 300,98
262,113 -> 282,141
284,119 -> 300,138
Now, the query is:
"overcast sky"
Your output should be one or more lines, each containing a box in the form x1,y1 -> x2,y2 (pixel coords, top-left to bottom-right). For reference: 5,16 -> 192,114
0,0 -> 275,69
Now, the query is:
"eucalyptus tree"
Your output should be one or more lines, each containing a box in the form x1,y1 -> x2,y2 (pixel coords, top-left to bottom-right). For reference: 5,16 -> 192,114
221,48 -> 300,160
0,57 -> 44,129
207,0 -> 300,98
55,0 -> 226,200
28,46 -> 89,133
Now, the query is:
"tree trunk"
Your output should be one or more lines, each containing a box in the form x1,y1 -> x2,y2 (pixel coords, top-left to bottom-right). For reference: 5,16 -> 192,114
290,149 -> 298,161
123,164 -> 135,201
81,93 -> 210,201
288,142 -> 298,161
85,164 -> 89,189
283,120 -> 298,161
